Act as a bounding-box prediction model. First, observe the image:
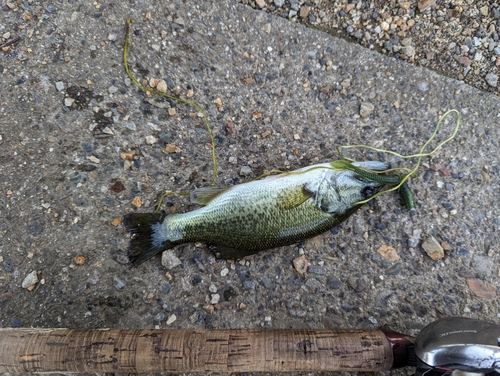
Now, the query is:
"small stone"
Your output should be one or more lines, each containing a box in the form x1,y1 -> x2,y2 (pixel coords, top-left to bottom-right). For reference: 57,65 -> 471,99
89,155 -> 100,163
240,166 -> 253,176
113,276 -> 125,290
209,284 -> 217,293
401,38 -> 412,46
454,55 -> 471,66
203,304 -> 215,314
401,45 -> 415,57
108,85 -> 118,94
111,218 -> 122,226
145,135 -> 158,145
161,249 -> 182,269
55,81 -> 64,91
479,5 -> 488,16
151,44 -> 161,52
211,294 -> 220,304
466,278 -> 496,299
422,235 -> 444,260
102,127 -> 114,135
166,314 -> 177,325
220,267 -> 229,276
149,77 -> 159,88
165,144 -> 180,153
359,102 -> 374,118
255,0 -> 266,8
22,271 -> 38,290
299,5 -> 310,18
64,97 -> 75,107
293,134 -> 300,140
131,196 -> 142,208
380,21 -> 390,31
261,130 -> 271,138
125,122 -> 136,131
274,0 -> 284,6
156,80 -> 167,93
292,254 -> 308,276
417,0 -> 436,12
74,255 -> 85,265
120,150 -> 136,160
377,245 -> 400,261
186,89 -> 194,98
399,1 -> 410,10
485,73 -> 498,87
168,108 -> 176,116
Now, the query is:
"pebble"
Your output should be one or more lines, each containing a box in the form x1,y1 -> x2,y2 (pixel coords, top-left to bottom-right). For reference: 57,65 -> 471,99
113,276 -> 125,290
240,166 -> 253,176
210,294 -> 220,304
209,284 -> 217,293
11,317 -> 23,327
154,312 -> 166,322
485,73 -> 498,87
108,85 -> 118,94
22,270 -> 38,290
166,314 -> 177,325
421,235 -> 444,260
125,122 -> 137,131
145,135 -> 158,145
220,267 -> 229,276
161,250 -> 182,269
466,278 -> 496,299
55,81 -> 64,91
377,245 -> 400,261
156,80 -> 168,93
102,127 -> 114,135
131,196 -> 142,208
203,304 -> 215,314
64,97 -> 75,107
274,0 -> 285,6
255,0 -> 266,9
292,254 -> 308,275
359,102 -> 374,118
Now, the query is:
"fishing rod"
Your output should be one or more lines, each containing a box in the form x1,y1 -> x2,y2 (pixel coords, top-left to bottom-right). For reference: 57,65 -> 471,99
0,317 -> 498,374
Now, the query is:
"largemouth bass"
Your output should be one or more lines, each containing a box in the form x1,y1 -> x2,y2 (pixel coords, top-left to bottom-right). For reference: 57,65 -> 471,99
123,161 -> 399,266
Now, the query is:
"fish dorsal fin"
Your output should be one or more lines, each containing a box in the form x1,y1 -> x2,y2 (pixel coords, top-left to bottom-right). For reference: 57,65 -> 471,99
276,184 -> 313,210
190,186 -> 228,206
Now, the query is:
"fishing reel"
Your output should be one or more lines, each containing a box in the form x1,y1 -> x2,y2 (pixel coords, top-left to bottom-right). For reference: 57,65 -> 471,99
414,317 -> 500,376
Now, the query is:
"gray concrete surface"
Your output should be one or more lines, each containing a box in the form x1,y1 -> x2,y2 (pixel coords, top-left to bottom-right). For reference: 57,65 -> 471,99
1,0 -> 499,374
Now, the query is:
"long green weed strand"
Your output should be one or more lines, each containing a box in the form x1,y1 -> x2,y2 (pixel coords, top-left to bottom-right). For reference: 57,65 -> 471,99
124,19 -> 219,211
337,109 -> 460,205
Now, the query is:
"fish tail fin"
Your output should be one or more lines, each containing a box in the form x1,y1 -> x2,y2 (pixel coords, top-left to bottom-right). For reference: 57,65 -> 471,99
123,212 -> 172,266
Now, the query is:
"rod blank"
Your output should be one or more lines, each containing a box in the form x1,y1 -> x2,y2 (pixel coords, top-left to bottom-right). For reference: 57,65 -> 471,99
0,328 -> 394,373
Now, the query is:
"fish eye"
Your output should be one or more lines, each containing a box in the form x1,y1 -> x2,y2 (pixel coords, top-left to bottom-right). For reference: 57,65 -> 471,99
361,186 -> 374,198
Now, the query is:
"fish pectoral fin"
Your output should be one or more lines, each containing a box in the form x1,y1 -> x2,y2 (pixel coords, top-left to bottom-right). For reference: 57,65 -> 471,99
209,244 -> 257,259
276,184 -> 313,210
190,186 -> 229,206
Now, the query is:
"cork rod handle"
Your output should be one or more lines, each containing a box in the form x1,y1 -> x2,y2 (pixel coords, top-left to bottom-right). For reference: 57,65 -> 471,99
0,328 -> 395,373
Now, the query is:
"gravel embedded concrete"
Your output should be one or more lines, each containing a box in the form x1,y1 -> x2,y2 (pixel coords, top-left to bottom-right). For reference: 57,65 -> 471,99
1,1 -> 499,375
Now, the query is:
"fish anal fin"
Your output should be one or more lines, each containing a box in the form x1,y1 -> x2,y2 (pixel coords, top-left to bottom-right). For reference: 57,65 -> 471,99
209,244 -> 257,259
276,184 -> 313,210
190,186 -> 228,206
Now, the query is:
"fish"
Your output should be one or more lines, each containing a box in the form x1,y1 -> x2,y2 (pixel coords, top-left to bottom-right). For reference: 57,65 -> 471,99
123,160 -> 399,266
